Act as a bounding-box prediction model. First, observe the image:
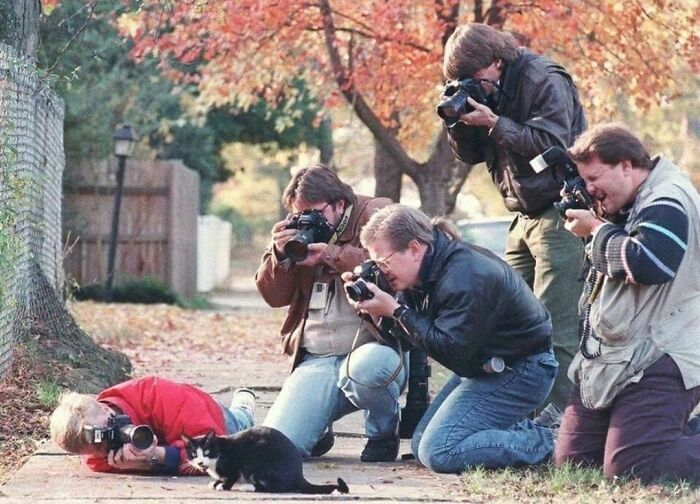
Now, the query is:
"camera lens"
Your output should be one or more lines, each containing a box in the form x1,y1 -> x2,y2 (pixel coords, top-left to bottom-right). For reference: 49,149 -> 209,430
345,280 -> 373,302
437,88 -> 472,125
284,239 -> 309,262
122,425 -> 154,450
284,228 -> 315,262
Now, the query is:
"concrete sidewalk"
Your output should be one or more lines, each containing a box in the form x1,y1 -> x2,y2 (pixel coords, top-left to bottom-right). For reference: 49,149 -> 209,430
1,295 -> 468,503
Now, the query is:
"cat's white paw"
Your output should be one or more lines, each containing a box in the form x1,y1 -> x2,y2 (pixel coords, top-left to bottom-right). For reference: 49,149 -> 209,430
209,480 -> 225,491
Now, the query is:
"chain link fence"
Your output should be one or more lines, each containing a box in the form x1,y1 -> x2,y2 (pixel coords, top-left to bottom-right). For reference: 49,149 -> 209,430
0,43 -> 65,379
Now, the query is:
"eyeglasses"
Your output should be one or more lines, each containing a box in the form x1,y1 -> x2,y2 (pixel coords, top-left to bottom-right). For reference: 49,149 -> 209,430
374,250 -> 398,271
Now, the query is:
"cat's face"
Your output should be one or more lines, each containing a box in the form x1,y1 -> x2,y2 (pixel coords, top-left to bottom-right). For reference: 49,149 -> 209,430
182,430 -> 220,471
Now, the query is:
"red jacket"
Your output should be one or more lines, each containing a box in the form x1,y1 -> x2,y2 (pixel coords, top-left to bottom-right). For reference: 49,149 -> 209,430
85,376 -> 226,475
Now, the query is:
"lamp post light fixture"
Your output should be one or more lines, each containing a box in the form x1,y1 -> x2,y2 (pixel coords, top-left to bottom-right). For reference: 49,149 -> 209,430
106,123 -> 137,300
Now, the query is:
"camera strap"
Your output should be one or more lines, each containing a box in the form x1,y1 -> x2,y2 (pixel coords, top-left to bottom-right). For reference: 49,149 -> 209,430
329,204 -> 353,245
344,317 -> 405,390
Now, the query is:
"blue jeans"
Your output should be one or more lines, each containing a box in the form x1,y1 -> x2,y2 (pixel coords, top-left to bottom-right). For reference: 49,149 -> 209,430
263,342 -> 407,456
411,350 -> 558,473
219,402 -> 255,434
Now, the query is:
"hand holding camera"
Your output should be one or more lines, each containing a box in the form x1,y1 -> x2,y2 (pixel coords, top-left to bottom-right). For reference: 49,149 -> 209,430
437,78 -> 490,127
271,209 -> 335,264
107,435 -> 162,471
342,260 -> 397,319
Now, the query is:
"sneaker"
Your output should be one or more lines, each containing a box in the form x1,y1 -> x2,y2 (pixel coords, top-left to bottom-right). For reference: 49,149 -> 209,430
230,387 -> 257,418
310,425 -> 335,457
360,433 -> 399,462
533,402 -> 562,429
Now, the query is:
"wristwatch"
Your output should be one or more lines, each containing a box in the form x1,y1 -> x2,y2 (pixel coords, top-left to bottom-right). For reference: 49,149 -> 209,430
147,448 -> 163,469
392,304 -> 410,323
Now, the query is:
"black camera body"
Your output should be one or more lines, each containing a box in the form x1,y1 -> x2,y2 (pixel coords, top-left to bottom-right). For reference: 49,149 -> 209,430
83,414 -> 155,451
345,260 -> 393,302
284,209 -> 335,262
529,146 -> 596,217
437,78 -> 489,127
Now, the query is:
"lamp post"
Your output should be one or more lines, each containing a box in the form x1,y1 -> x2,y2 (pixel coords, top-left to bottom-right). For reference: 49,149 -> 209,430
105,123 -> 137,300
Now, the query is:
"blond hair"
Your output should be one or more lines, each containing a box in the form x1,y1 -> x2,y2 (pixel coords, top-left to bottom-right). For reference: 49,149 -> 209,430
360,204 -> 460,251
49,392 -> 102,454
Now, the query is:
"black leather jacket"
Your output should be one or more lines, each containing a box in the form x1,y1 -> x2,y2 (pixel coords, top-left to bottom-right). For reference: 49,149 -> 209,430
447,49 -> 586,216
389,230 -> 552,378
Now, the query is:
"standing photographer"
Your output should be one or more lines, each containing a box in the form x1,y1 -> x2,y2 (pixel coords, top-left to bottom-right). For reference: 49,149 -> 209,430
554,124 -> 700,482
441,23 -> 586,412
49,376 -> 256,474
256,164 -> 405,462
345,204 -> 557,473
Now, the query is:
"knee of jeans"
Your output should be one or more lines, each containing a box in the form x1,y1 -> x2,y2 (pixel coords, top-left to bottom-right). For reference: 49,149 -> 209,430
339,345 -> 402,391
417,441 -> 456,474
410,431 -> 423,461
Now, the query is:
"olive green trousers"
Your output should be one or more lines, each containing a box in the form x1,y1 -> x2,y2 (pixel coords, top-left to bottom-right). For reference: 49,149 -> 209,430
505,206 -> 585,410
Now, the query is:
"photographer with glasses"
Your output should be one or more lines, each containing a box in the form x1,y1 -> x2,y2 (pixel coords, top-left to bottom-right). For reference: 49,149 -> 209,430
256,164 -> 405,462
344,204 -> 557,473
49,376 -> 256,475
554,124 -> 700,482
440,23 -> 586,413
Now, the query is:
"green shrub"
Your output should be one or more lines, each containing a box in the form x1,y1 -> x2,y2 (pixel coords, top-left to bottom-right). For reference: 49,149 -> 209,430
74,277 -> 178,305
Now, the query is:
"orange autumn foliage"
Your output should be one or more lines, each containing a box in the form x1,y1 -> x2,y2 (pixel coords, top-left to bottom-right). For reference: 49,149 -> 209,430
120,0 -> 697,133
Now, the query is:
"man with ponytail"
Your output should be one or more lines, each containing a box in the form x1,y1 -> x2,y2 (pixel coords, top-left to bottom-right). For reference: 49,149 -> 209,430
343,204 -> 557,473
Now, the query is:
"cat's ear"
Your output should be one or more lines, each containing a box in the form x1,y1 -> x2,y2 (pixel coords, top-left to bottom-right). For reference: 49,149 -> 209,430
205,429 -> 216,441
181,433 -> 192,445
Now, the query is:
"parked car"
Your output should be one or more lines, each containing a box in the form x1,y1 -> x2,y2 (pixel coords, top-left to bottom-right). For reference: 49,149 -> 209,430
456,217 -> 511,256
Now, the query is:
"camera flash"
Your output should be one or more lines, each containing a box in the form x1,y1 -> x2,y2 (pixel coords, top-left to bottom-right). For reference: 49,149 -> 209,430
529,153 -> 549,174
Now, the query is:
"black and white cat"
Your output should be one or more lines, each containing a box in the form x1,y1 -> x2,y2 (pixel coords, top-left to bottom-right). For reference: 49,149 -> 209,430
182,427 -> 349,494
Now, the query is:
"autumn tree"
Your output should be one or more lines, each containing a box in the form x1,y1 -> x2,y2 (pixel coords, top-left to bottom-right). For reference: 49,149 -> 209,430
39,0 -> 328,208
120,0 -> 698,215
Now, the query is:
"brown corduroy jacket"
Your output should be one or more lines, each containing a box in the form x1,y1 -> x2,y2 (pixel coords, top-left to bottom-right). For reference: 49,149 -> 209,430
255,195 -> 393,370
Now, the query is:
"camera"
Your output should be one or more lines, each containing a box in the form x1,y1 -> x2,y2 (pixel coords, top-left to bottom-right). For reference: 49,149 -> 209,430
83,414 -> 155,451
529,146 -> 596,217
436,78 -> 488,127
345,260 -> 392,302
284,209 -> 335,262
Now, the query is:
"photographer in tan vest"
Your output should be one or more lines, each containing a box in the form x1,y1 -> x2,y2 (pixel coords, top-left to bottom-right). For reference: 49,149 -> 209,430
555,123 -> 700,482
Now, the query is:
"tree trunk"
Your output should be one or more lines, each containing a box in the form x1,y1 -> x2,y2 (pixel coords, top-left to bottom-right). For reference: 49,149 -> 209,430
0,0 -> 40,59
373,138 -> 403,202
320,0 -> 474,216
318,115 -> 334,167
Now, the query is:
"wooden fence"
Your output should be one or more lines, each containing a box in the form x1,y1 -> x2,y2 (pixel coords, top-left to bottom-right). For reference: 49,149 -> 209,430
63,159 -> 199,298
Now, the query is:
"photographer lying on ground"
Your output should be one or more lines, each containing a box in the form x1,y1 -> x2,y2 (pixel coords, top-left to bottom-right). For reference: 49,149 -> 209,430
50,376 -> 256,474
554,123 -> 700,482
440,23 -> 586,412
256,164 -> 405,462
343,204 -> 558,473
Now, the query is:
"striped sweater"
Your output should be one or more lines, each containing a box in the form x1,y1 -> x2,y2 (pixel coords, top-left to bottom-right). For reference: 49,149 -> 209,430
591,197 -> 688,284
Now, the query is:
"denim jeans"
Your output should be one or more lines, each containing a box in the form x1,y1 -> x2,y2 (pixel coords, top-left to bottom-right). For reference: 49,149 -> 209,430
506,207 -> 584,410
219,402 -> 255,435
263,342 -> 407,456
411,350 -> 558,473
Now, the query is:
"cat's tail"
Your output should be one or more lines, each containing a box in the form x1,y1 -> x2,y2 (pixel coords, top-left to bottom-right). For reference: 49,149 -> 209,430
298,477 -> 349,494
